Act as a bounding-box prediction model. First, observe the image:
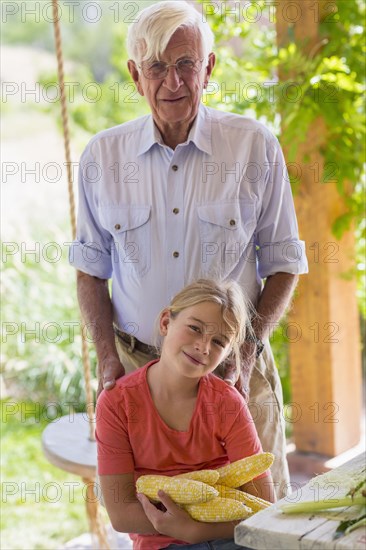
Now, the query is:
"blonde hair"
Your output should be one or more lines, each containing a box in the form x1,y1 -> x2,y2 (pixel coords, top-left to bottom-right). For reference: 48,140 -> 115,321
156,279 -> 252,377
126,1 -> 214,64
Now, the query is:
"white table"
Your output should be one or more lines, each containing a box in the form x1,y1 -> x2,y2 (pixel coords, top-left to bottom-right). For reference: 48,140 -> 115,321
235,453 -> 366,549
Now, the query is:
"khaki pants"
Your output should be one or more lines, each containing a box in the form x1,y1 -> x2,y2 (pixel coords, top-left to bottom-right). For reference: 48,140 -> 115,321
115,336 -> 290,499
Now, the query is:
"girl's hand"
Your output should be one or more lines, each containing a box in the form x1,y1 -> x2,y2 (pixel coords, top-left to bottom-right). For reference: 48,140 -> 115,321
136,490 -> 196,542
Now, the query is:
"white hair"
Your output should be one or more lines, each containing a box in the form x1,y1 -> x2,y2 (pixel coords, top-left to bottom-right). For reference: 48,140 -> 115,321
126,1 -> 214,64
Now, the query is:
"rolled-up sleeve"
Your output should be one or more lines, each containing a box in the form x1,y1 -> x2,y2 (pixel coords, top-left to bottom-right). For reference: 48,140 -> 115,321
69,146 -> 113,279
255,138 -> 308,278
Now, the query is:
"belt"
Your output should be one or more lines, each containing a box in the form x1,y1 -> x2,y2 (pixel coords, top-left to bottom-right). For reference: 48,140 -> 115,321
113,325 -> 159,356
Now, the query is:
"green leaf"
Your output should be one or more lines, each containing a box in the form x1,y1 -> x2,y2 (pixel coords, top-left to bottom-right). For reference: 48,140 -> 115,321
334,513 -> 366,540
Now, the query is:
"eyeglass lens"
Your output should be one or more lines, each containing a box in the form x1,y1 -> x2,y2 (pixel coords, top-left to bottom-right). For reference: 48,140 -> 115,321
142,59 -> 202,79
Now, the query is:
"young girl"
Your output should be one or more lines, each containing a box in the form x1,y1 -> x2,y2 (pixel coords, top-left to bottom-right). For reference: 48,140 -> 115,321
96,279 -> 275,549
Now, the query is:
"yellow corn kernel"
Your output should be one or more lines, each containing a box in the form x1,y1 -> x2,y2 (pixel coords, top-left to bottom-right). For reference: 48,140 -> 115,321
136,474 -> 218,505
175,469 -> 220,485
216,452 -> 274,488
184,497 -> 252,522
213,484 -> 271,513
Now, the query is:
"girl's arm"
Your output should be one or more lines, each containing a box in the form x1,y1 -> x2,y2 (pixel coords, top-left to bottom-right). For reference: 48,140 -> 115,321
137,490 -> 239,543
135,475 -> 276,542
100,473 -> 159,534
101,474 -> 238,542
240,471 -> 277,503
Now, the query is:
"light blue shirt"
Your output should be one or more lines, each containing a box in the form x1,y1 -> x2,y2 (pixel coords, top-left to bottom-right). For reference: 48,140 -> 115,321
70,105 -> 308,344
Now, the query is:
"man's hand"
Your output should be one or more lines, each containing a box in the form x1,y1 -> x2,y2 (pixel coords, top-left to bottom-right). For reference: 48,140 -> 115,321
77,272 -> 126,398
97,356 -> 125,398
222,341 -> 257,401
136,490 -> 195,542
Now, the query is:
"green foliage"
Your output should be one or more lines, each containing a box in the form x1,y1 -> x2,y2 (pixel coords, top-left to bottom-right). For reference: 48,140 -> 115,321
269,322 -> 291,405
2,1 -> 116,79
1,6 -> 53,49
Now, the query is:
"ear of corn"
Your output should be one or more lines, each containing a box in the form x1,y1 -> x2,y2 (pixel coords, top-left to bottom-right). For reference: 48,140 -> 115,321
213,483 -> 271,513
136,454 -> 274,520
216,452 -> 274,488
184,497 -> 252,522
175,469 -> 220,485
136,474 -> 218,505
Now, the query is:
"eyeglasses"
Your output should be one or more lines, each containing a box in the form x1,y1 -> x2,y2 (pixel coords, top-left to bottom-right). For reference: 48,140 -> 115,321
138,58 -> 204,80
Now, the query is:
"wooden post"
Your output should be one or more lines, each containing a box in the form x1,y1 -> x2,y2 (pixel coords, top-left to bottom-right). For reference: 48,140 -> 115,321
276,0 -> 362,455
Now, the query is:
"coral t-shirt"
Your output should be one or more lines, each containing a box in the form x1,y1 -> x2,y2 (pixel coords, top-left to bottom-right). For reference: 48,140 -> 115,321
96,361 -> 267,549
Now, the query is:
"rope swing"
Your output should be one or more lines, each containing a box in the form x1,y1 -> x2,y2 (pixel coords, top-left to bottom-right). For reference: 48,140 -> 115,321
51,0 -> 95,440
41,2 -> 111,547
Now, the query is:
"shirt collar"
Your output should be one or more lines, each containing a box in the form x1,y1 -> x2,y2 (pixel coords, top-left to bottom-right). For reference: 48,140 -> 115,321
185,104 -> 212,155
137,104 -> 212,156
137,115 -> 163,156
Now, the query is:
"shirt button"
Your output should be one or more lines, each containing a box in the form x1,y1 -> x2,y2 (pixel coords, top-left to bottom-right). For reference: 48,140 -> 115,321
172,165 -> 178,171
229,219 -> 236,226
115,224 -> 121,230
173,208 -> 179,214
173,251 -> 179,258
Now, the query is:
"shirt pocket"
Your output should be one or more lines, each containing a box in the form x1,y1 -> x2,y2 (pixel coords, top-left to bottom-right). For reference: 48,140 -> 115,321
99,204 -> 151,277
197,201 -> 256,279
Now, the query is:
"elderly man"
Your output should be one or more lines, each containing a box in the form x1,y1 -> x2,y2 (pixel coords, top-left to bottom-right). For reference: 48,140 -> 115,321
70,0 -> 308,500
